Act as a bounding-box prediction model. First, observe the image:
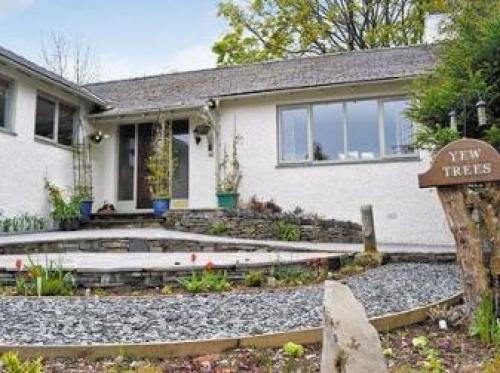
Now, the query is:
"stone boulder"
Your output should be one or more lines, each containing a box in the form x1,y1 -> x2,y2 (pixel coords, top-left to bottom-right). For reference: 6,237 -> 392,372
321,281 -> 387,373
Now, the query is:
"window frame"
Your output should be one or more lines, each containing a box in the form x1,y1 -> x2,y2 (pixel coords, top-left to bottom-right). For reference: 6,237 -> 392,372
0,75 -> 14,132
277,96 -> 418,166
34,91 -> 79,147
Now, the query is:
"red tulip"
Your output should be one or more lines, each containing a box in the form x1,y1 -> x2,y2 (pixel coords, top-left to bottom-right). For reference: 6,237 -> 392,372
15,259 -> 22,271
205,261 -> 214,272
190,253 -> 197,263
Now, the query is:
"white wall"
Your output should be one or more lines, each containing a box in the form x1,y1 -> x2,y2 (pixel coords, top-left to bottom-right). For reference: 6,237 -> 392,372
0,64 -> 92,218
216,83 -> 453,245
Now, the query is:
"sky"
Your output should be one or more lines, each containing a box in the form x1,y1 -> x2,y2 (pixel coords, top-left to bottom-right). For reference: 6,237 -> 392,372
0,0 -> 227,81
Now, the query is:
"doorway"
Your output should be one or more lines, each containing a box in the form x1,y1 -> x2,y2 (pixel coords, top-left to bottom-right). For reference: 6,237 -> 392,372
116,120 -> 189,211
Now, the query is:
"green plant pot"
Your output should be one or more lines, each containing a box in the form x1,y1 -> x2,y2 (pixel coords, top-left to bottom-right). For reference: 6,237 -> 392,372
217,192 -> 239,209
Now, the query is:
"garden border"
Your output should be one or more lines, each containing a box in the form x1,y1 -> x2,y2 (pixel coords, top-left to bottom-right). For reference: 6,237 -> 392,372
0,292 -> 462,360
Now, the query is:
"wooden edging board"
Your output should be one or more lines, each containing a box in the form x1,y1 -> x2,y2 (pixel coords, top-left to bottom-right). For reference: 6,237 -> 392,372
0,292 -> 463,360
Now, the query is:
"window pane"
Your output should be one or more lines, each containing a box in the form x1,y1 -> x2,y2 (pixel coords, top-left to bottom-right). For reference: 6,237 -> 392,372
383,100 -> 414,155
58,103 -> 76,146
312,103 -> 344,161
35,96 -> 55,139
280,107 -> 308,162
0,86 -> 5,128
346,100 -> 379,160
118,125 -> 135,201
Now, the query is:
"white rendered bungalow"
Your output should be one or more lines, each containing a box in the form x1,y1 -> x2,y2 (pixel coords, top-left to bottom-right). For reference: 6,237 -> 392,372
0,44 -> 453,246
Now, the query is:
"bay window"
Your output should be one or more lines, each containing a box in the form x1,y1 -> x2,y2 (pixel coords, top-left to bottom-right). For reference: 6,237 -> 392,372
278,98 -> 415,164
35,94 -> 78,146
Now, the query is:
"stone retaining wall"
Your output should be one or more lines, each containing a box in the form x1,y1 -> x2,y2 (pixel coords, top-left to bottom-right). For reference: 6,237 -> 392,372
0,237 -> 329,256
164,210 -> 362,243
0,261 -> 337,288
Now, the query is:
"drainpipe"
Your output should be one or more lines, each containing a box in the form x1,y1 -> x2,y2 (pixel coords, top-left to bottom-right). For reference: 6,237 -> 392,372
201,101 -> 221,196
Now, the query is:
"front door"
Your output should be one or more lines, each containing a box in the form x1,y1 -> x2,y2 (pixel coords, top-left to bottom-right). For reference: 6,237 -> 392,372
116,121 -> 189,212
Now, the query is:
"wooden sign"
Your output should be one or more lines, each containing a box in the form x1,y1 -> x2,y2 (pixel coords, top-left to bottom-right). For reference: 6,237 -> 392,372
419,138 -> 500,188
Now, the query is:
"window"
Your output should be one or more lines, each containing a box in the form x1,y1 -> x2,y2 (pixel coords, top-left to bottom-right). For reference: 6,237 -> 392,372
35,96 -> 56,139
35,94 -> 78,146
278,98 -> 415,164
346,100 -> 379,160
280,107 -> 309,162
312,103 -> 344,161
58,103 -> 76,146
383,100 -> 414,155
0,78 -> 12,129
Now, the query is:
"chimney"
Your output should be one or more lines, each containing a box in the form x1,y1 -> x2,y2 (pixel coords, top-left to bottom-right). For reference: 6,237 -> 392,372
424,13 -> 451,44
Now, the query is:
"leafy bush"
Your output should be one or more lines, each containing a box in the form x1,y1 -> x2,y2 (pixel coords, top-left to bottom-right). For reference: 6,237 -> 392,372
0,214 -> 49,234
244,270 -> 265,287
275,220 -> 301,241
178,269 -> 232,294
469,292 -> 500,345
283,342 -> 304,358
408,0 -> 500,149
270,266 -> 319,287
207,221 -> 229,235
45,180 -> 80,221
15,257 -> 76,296
0,352 -> 43,373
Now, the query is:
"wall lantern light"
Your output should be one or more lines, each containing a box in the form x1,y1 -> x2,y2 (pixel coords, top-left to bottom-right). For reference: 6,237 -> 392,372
89,130 -> 109,144
476,99 -> 487,127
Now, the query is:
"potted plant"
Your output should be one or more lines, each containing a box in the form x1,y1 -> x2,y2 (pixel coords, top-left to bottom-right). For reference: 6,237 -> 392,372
45,181 -> 81,231
147,124 -> 175,218
217,134 -> 242,209
75,184 -> 93,222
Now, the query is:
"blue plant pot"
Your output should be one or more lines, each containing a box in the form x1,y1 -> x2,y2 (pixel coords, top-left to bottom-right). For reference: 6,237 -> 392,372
152,198 -> 170,218
80,200 -> 93,221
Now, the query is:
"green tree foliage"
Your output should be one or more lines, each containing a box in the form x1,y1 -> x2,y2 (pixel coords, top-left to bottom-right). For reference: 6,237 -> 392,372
213,0 -> 447,65
408,0 -> 500,150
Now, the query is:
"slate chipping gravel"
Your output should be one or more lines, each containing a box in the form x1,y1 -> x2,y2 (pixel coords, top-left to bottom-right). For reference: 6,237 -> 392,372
0,263 -> 460,345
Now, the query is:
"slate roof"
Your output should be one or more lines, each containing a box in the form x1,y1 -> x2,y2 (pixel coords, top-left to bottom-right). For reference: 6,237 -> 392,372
0,46 -> 107,107
86,44 -> 437,117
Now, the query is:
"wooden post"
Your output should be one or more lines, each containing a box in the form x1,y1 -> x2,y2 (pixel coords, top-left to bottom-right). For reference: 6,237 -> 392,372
418,139 -> 500,311
437,187 -> 489,307
361,205 -> 377,253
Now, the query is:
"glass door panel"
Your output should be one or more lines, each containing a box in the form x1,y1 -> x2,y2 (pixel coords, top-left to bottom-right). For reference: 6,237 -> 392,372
118,125 -> 135,202
172,120 -> 189,204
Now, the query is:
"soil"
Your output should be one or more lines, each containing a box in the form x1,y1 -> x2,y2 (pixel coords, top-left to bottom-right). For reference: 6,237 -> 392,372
37,320 -> 499,372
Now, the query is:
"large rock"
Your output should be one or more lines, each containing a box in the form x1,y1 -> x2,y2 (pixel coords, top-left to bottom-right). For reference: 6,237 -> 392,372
321,281 -> 387,373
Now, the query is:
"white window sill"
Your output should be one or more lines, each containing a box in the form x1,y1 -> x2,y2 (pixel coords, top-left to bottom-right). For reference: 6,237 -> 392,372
0,127 -> 17,137
34,136 -> 73,151
276,154 -> 421,168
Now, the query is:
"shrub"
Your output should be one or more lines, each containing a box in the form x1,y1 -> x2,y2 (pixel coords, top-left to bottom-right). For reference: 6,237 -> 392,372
283,342 -> 304,358
207,221 -> 229,235
244,270 -> 265,287
15,257 -> 76,296
469,292 -> 500,345
275,220 -> 301,241
0,214 -> 49,234
178,269 -> 232,294
245,195 -> 282,214
0,352 -> 43,373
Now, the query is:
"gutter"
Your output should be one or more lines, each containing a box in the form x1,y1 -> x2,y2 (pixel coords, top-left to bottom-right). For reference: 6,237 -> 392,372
0,54 -> 108,108
211,75 -> 424,102
87,104 -> 205,120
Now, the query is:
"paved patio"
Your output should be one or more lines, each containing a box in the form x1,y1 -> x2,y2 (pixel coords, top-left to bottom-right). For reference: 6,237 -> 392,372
0,228 -> 455,254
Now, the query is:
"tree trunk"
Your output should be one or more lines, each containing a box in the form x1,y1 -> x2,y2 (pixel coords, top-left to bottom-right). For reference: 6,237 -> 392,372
437,186 -> 490,308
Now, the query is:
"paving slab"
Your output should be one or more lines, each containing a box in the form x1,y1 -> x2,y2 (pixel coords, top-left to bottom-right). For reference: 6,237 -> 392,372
0,228 -> 455,254
0,251 -> 342,272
